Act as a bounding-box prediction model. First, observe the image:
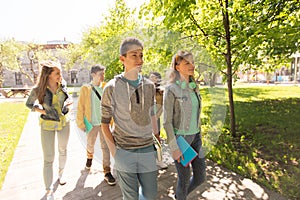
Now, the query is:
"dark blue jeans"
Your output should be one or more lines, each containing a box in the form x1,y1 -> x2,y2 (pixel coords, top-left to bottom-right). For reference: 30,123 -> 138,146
174,133 -> 206,200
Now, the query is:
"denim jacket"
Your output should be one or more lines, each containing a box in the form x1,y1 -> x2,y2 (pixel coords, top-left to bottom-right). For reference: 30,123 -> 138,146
26,85 -> 70,122
163,82 -> 202,152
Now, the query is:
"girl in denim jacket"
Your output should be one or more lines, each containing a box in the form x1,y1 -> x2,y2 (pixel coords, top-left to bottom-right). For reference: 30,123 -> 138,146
163,51 -> 206,200
26,60 -> 72,200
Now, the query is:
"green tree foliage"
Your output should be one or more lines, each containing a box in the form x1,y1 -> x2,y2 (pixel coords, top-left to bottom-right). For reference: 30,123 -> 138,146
18,43 -> 63,85
243,0 -> 300,61
79,0 -> 138,80
0,39 -> 66,86
56,43 -> 85,70
0,39 -> 26,87
77,0 -> 200,80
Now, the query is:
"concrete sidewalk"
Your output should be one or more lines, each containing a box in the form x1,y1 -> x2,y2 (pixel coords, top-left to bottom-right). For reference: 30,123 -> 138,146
0,97 -> 289,200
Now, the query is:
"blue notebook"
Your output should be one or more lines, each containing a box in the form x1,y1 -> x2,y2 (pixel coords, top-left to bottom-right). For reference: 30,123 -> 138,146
177,136 -> 198,167
83,116 -> 93,134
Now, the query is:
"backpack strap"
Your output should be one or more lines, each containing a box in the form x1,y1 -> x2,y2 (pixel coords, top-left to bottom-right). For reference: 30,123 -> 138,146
91,84 -> 101,101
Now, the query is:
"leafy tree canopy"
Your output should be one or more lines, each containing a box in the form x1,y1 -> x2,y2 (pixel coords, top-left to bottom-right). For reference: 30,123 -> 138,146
143,0 -> 300,73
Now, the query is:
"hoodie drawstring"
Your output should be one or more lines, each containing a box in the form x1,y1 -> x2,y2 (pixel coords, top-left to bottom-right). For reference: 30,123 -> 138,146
126,79 -> 144,112
141,80 -> 144,110
127,82 -> 131,112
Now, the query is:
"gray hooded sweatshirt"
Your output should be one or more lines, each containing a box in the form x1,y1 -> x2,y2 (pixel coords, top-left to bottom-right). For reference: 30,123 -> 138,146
101,73 -> 156,149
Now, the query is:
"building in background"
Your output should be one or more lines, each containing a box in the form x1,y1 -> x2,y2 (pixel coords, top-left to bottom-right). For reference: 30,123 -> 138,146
237,53 -> 300,84
2,40 -> 91,88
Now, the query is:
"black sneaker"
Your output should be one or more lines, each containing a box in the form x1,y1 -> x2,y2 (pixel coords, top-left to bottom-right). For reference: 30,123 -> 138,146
104,172 -> 116,186
85,158 -> 92,170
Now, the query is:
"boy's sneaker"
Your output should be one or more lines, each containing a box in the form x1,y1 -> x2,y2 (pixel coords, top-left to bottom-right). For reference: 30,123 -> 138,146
104,172 -> 116,186
156,160 -> 168,170
85,158 -> 92,170
58,170 -> 66,185
46,191 -> 54,200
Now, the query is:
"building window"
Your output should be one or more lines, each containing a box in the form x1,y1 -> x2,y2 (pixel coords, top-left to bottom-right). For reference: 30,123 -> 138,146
71,70 -> 78,84
15,72 -> 23,85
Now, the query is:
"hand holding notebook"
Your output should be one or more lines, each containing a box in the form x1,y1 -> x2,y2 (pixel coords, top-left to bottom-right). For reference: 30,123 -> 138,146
176,136 -> 198,167
84,116 -> 93,134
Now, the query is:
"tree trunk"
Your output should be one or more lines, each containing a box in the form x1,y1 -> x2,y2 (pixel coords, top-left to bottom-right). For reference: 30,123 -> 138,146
294,57 -> 298,83
0,63 -> 3,88
18,64 -> 35,84
222,0 -> 236,137
209,72 -> 216,87
227,72 -> 236,137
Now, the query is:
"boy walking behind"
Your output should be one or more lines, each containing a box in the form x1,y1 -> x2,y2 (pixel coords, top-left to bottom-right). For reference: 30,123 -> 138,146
101,37 -> 160,200
76,65 -> 116,186
149,71 -> 168,170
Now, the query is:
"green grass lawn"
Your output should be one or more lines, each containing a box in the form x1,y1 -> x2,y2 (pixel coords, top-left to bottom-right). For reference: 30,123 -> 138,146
0,102 -> 29,189
201,85 -> 300,200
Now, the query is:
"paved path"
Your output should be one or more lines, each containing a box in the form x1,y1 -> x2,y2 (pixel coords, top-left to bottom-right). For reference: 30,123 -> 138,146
0,97 -> 289,200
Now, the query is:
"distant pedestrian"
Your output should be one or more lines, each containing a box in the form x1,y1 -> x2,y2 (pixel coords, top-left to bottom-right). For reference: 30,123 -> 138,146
101,37 -> 160,200
163,50 -> 206,200
26,60 -> 73,200
149,71 -> 168,170
76,64 -> 116,186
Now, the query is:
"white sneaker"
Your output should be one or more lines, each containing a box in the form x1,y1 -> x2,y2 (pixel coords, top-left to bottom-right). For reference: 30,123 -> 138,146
46,191 -> 54,200
58,169 -> 66,185
156,160 -> 168,170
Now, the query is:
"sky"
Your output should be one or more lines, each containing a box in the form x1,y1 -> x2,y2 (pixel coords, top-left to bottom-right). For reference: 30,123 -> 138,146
0,0 -> 144,44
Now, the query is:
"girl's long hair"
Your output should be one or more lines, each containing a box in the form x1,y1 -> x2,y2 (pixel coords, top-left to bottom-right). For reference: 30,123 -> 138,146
36,61 -> 61,104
